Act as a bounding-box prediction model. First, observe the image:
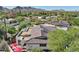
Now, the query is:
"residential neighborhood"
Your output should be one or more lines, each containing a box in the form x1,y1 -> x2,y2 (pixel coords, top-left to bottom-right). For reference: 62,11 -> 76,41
0,6 -> 79,52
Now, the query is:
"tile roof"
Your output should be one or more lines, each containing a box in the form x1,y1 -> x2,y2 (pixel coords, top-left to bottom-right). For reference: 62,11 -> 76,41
26,38 -> 47,44
31,25 -> 42,38
25,24 -> 56,44
59,21 -> 69,27
31,25 -> 56,37
51,20 -> 69,27
18,24 -> 56,44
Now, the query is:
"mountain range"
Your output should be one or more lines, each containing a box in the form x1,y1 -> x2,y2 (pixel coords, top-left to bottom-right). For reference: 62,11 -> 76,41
0,6 -> 45,13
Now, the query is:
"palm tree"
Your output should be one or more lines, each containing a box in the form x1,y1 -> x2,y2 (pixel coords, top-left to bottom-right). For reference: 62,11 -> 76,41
0,13 -> 8,41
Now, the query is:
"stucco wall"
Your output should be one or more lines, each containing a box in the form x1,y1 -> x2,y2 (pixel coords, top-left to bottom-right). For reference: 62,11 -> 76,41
24,43 -> 48,49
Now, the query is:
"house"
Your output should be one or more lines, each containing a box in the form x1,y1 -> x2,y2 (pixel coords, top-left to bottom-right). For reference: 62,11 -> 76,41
8,18 -> 19,25
51,20 -> 69,27
38,16 -> 42,19
46,16 -> 57,19
59,21 -> 69,27
51,21 -> 59,25
7,18 -> 19,30
16,24 -> 56,50
0,19 -> 9,24
0,18 -> 19,30
57,21 -> 70,30
51,20 -> 70,30
24,17 -> 30,20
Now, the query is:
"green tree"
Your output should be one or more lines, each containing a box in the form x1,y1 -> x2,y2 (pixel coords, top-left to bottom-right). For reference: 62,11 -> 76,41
48,27 -> 79,52
65,28 -> 79,52
69,17 -> 79,26
15,16 -> 25,23
7,25 -> 17,34
65,37 -> 79,52
18,20 -> 31,31
19,21 -> 27,31
48,30 -> 68,51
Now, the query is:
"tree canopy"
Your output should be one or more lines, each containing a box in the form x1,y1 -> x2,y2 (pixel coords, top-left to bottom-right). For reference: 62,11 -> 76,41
48,28 -> 79,52
15,16 -> 25,23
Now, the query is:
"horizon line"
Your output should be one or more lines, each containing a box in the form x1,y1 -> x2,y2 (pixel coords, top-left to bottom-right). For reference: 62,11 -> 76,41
3,6 -> 79,11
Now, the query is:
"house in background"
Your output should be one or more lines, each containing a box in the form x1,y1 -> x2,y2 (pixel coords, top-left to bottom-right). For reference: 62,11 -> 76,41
51,20 -> 70,30
8,18 -> 19,30
0,18 -> 19,30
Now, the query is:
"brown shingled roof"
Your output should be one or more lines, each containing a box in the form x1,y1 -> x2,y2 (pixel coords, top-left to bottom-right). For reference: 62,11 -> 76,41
31,25 -> 56,37
26,38 -> 47,44
25,24 -> 56,44
31,25 -> 42,38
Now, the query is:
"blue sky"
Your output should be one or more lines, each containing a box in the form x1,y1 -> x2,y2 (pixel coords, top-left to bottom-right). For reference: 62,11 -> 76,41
4,6 -> 79,11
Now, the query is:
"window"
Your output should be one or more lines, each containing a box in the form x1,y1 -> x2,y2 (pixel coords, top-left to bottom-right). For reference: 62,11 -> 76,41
40,44 -> 46,47
35,36 -> 47,39
18,40 -> 21,45
23,43 -> 26,46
